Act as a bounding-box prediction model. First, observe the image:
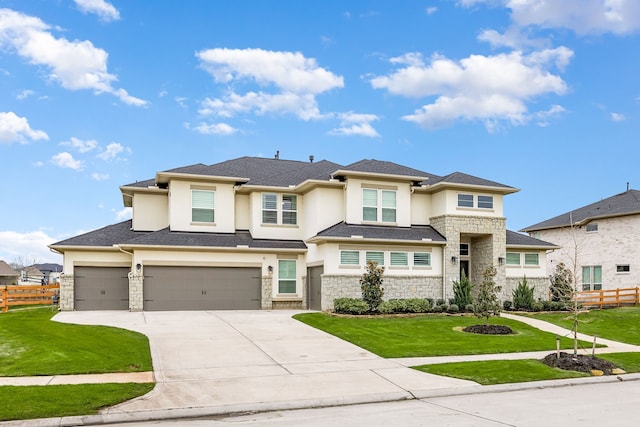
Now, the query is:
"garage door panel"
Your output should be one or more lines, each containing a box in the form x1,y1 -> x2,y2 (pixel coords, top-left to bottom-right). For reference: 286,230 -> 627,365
143,266 -> 261,311
75,267 -> 130,311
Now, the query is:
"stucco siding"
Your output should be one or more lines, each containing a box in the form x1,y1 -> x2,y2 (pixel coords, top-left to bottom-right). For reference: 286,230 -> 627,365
133,192 -> 168,231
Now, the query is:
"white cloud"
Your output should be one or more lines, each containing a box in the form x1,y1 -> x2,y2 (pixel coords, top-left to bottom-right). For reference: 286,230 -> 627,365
426,6 -> 438,15
370,49 -> 571,129
478,27 -> 548,50
91,172 -> 109,181
459,0 -> 640,35
51,152 -> 83,170
33,161 -> 44,167
196,48 -> 343,120
193,122 -> 238,135
158,89 -> 168,98
175,96 -> 187,108
0,111 -> 49,144
329,112 -> 381,137
60,136 -> 98,153
534,104 -> 566,127
97,142 -> 125,160
74,0 -> 120,22
0,8 -> 146,106
611,112 -> 626,121
113,207 -> 132,221
0,230 -> 60,264
16,89 -> 34,100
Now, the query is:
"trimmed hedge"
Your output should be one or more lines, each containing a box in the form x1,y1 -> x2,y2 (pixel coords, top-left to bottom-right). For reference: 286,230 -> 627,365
333,298 -> 369,315
378,298 -> 431,314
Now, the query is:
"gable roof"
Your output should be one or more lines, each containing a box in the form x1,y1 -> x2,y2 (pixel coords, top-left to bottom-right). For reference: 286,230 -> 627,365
308,222 -> 446,244
0,260 -> 19,277
521,189 -> 640,232
505,230 -> 559,249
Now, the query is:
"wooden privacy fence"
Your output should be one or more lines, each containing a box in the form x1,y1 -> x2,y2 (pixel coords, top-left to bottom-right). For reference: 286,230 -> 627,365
575,287 -> 639,309
0,284 -> 60,313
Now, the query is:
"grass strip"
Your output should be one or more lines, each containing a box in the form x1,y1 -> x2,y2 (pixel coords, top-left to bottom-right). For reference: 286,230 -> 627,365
0,307 -> 152,376
0,383 -> 154,421
294,313 -> 593,358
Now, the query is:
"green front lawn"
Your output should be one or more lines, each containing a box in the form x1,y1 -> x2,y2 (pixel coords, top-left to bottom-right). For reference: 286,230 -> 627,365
0,307 -> 152,376
294,313 -> 592,358
0,383 -> 155,421
413,352 -> 640,385
526,306 -> 640,345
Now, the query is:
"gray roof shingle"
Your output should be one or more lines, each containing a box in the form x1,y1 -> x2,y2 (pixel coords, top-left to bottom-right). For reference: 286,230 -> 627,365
339,159 -> 440,182
313,222 -> 446,243
51,220 -> 149,248
521,189 -> 640,231
506,230 -> 558,248
431,172 -> 514,189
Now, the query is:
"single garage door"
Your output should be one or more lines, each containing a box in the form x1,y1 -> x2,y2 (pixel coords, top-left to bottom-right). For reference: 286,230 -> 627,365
74,267 -> 130,310
143,266 -> 261,311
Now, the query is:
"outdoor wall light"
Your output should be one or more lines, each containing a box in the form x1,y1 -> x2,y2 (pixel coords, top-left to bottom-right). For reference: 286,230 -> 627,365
498,257 -> 505,265
136,263 -> 142,271
451,256 -> 458,264
268,265 -> 273,274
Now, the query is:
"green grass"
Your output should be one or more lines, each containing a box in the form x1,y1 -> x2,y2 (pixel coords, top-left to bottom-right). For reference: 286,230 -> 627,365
0,307 -> 152,376
413,360 -> 589,385
413,352 -> 640,385
0,383 -> 155,421
526,306 -> 640,345
293,313 -> 593,358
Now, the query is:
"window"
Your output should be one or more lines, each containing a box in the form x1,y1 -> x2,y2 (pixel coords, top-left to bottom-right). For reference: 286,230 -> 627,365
192,190 -> 215,223
414,252 -> 431,267
390,252 -> 408,266
340,250 -> 359,265
478,195 -> 493,209
524,253 -> 539,266
506,252 -> 520,265
586,223 -> 598,232
262,193 -> 278,224
278,260 -> 296,294
582,266 -> 602,291
460,243 -> 469,257
363,189 -> 396,222
457,194 -> 474,208
617,265 -> 630,273
282,195 -> 297,225
366,251 -> 384,266
262,193 -> 297,225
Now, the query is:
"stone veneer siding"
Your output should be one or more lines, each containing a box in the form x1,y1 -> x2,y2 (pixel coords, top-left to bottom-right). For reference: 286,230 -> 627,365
321,274 -> 443,310
129,272 -> 144,311
261,275 -> 273,309
430,215 -> 507,298
59,274 -> 74,311
505,277 -> 549,302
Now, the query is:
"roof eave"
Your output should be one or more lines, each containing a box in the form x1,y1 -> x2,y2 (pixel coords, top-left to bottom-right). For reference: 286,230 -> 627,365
47,245 -> 124,253
235,179 -> 344,194
424,182 -> 519,195
507,244 -> 560,250
331,169 -> 430,182
522,210 -> 640,232
117,244 -> 307,253
156,172 -> 250,185
306,236 -> 446,245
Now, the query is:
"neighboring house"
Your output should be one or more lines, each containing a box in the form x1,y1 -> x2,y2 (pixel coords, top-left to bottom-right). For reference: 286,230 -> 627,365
521,189 -> 640,292
32,263 -> 63,284
50,156 -> 555,311
0,260 -> 20,286
19,266 -> 45,284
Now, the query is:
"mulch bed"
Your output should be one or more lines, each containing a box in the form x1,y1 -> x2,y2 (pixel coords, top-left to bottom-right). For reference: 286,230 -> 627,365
540,352 -> 619,375
463,324 -> 514,335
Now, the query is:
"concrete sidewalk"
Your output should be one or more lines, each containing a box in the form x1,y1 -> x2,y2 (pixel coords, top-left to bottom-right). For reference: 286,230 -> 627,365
3,310 -> 640,426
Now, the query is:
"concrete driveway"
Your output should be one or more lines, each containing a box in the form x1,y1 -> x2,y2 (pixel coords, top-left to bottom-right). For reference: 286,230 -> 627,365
54,310 -> 476,416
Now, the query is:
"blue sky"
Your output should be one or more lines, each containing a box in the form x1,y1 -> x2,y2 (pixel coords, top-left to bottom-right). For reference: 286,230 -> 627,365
1,0 -> 639,264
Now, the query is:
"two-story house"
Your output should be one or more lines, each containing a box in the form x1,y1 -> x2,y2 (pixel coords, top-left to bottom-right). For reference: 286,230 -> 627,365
50,156 -> 556,311
521,189 -> 640,292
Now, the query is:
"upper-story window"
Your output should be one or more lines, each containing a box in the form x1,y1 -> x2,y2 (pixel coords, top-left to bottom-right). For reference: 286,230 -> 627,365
457,194 -> 474,208
586,223 -> 598,233
363,189 -> 396,223
478,195 -> 494,209
192,190 -> 215,223
460,243 -> 469,257
262,193 -> 297,225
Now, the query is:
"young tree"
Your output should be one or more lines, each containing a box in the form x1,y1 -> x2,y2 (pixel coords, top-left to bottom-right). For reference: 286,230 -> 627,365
360,260 -> 384,312
549,262 -> 573,303
474,266 -> 501,324
512,275 -> 534,311
452,270 -> 473,308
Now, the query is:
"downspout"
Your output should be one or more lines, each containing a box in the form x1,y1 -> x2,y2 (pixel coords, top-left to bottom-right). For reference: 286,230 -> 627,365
442,244 -> 447,301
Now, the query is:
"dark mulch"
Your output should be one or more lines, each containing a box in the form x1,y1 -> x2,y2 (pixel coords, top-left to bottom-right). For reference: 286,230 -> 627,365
463,324 -> 514,335
541,352 -> 618,374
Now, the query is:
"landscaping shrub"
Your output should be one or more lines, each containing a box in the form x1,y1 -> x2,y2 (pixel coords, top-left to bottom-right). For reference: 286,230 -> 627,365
464,304 -> 475,313
426,298 -> 434,307
452,270 -> 473,308
378,298 -> 431,314
512,276 -> 535,311
532,302 -> 544,312
503,300 -> 513,311
474,266 -> 501,324
541,300 -> 552,311
550,301 -> 566,311
436,298 -> 445,306
439,304 -> 449,312
333,298 -> 369,315
360,260 -> 385,312
432,305 -> 443,313
448,304 -> 459,314
448,298 -> 455,306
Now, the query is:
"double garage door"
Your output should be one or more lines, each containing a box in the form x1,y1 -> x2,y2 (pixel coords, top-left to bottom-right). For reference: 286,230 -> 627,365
74,266 -> 261,311
143,266 -> 261,311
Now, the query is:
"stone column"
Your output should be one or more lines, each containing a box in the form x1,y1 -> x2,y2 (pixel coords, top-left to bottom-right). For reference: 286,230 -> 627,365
59,274 -> 74,311
129,271 -> 144,311
262,275 -> 273,309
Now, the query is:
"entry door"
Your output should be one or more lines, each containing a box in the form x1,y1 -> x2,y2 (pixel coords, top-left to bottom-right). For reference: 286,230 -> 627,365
460,261 -> 469,280
307,266 -> 323,311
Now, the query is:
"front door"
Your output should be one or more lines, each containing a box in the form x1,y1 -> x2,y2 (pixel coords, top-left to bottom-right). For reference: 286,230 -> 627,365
460,260 -> 469,279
